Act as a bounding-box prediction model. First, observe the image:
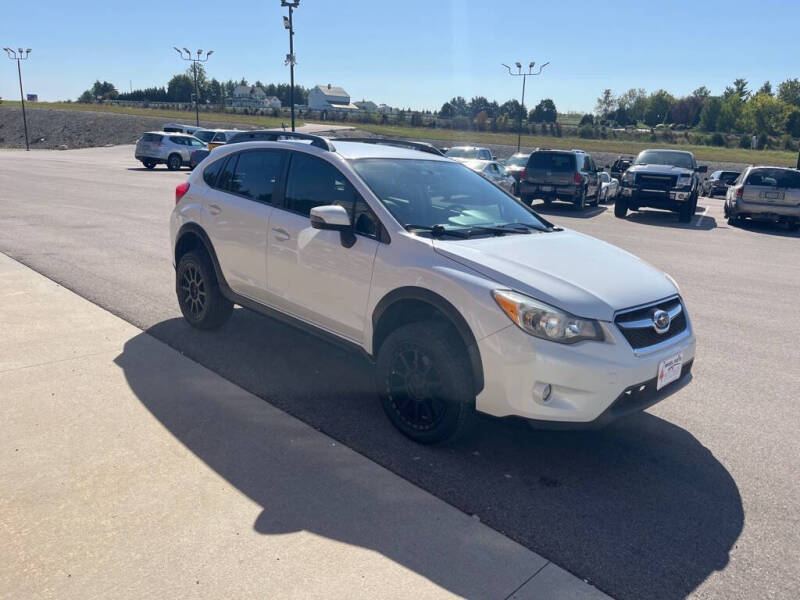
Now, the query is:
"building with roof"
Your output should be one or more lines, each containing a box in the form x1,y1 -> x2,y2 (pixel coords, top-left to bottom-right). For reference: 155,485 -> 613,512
354,100 -> 377,112
308,84 -> 359,112
230,85 -> 281,109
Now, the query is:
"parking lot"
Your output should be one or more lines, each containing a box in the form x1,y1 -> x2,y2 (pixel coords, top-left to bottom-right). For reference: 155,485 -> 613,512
1,145 -> 798,600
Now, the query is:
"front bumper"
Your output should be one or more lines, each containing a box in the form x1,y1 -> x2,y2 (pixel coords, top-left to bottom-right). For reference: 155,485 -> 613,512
621,185 -> 692,207
475,321 -> 696,424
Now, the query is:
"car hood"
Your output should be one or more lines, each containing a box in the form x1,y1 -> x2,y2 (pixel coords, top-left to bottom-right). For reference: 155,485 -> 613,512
433,229 -> 677,321
628,164 -> 694,176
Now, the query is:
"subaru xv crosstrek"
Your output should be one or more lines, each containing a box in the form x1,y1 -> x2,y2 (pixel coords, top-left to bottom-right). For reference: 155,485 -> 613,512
170,133 -> 696,443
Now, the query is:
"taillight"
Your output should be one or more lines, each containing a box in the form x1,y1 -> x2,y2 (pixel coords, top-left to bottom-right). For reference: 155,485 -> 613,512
521,168 -> 527,180
574,172 -> 582,184
175,181 -> 190,204
735,186 -> 743,199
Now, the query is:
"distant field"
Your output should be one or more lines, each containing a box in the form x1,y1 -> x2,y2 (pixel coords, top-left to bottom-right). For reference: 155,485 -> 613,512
3,101 -> 796,165
353,123 -> 798,166
1,101 -> 300,129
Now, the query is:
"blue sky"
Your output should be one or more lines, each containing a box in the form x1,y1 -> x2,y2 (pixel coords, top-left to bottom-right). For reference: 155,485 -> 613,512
1,0 -> 798,113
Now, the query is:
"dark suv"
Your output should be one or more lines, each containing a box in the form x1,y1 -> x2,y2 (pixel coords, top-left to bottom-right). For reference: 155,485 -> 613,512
519,149 -> 602,209
702,170 -> 740,197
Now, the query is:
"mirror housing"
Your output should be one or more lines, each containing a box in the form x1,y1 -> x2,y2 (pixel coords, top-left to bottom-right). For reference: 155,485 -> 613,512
696,165 -> 708,173
310,205 -> 351,231
310,205 -> 356,248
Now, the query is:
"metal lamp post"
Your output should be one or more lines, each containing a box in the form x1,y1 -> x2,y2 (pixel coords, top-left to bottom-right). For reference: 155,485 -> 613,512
281,0 -> 299,132
502,61 -> 549,153
173,47 -> 213,127
3,47 -> 32,151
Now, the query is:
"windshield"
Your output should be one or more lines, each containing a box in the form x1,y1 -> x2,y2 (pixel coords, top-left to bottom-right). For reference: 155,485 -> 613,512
506,155 -> 528,167
445,147 -> 479,159
351,159 -> 547,232
634,150 -> 694,169
193,130 -> 216,143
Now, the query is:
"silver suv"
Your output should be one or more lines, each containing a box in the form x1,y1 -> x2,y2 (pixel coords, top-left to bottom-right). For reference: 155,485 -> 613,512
135,132 -> 207,170
170,132 -> 694,443
724,166 -> 800,230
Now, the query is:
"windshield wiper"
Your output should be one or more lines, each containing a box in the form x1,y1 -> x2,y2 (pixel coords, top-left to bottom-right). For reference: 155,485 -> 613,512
494,222 -> 546,233
404,224 -> 470,238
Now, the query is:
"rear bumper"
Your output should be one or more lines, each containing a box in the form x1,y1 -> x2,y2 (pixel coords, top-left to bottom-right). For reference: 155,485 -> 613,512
135,154 -> 166,164
520,182 -> 580,200
730,198 -> 800,220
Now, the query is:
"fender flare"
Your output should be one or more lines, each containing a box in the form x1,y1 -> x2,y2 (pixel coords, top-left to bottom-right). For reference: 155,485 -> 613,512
372,286 -> 484,394
174,223 -> 230,291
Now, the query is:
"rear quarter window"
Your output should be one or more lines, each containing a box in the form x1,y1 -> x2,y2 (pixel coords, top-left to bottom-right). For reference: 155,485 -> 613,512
202,159 -> 225,187
142,133 -> 162,142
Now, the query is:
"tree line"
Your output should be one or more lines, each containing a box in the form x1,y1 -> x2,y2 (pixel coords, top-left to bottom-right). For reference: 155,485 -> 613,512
592,78 -> 800,138
77,65 -> 309,108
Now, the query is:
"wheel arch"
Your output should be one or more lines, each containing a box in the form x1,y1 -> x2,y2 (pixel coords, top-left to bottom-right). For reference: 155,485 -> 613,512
174,223 -> 229,291
371,287 -> 484,394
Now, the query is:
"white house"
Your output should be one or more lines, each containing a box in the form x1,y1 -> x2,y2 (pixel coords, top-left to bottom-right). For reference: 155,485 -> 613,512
230,85 -> 280,109
308,84 -> 359,112
354,99 -> 377,112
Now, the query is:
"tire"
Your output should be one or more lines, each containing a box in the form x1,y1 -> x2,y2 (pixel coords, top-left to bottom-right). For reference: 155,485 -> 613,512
574,188 -> 587,210
614,196 -> 628,218
375,321 -> 476,444
727,215 -> 740,227
167,153 -> 182,171
143,159 -> 156,170
176,250 -> 233,329
707,190 -> 713,198
678,194 -> 697,223
521,194 -> 532,206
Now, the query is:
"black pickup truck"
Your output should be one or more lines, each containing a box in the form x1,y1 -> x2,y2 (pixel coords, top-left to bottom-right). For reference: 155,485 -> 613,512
616,149 -> 707,223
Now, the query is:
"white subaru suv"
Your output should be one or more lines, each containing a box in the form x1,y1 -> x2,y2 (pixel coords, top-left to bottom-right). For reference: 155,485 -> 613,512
170,133 -> 695,443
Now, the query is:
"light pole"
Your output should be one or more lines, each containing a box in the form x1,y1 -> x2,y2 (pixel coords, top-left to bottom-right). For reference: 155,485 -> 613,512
173,47 -> 213,127
281,0 -> 299,132
502,61 -> 549,152
3,47 -> 31,151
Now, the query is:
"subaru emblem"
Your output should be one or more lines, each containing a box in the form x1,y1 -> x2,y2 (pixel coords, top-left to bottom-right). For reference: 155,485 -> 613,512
652,309 -> 671,334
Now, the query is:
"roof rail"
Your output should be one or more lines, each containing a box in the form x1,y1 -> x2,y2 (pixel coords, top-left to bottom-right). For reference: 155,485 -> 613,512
332,137 -> 445,156
228,130 -> 335,151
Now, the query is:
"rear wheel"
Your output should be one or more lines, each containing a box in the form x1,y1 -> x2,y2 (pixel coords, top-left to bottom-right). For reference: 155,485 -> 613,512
614,196 -> 628,218
574,188 -> 587,210
143,159 -> 156,170
375,321 -> 476,444
167,153 -> 182,171
176,251 -> 233,329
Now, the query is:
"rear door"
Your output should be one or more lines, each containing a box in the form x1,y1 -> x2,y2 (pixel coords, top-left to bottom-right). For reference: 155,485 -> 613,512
203,149 -> 286,302
266,151 -> 380,341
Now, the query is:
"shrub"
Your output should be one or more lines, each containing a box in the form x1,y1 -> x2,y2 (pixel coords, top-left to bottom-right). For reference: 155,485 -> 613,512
555,123 -> 562,137
738,134 -> 751,148
578,124 -> 595,139
452,115 -> 471,130
710,132 -> 725,146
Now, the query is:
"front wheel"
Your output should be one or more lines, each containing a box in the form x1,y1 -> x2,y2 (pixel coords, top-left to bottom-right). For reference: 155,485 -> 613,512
176,251 -> 233,329
375,321 -> 476,444
614,196 -> 628,218
167,153 -> 182,171
678,196 -> 697,223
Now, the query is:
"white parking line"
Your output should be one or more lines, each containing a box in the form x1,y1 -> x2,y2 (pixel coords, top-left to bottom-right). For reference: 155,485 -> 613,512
694,205 -> 710,227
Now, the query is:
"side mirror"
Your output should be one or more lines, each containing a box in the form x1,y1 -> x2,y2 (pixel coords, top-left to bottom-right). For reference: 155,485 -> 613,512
696,165 -> 708,173
605,164 -> 611,169
310,205 -> 356,247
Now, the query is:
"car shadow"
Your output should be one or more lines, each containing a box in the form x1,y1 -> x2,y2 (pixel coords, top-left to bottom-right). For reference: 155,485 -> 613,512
125,167 -> 189,172
728,218 -> 800,238
118,310 -> 743,600
625,208 -> 717,231
531,202 -> 607,219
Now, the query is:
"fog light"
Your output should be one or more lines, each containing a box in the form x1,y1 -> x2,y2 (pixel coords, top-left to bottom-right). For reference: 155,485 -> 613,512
533,382 -> 552,404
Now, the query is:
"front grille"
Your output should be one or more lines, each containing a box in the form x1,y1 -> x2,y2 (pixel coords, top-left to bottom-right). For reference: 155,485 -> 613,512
615,297 -> 687,351
637,174 -> 677,189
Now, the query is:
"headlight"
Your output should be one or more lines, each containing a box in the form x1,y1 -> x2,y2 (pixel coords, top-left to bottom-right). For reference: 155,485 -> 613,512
677,174 -> 693,188
621,171 -> 634,184
492,290 -> 604,344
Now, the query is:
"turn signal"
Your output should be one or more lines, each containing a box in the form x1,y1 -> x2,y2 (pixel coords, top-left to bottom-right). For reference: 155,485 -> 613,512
175,181 -> 190,204
735,186 -> 743,199
573,172 -> 582,184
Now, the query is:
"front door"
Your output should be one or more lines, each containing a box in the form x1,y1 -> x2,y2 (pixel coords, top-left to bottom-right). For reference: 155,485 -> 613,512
266,152 -> 380,342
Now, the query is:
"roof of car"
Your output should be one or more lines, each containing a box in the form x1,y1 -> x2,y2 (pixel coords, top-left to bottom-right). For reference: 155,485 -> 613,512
641,148 -> 694,155
144,131 -> 194,137
332,140 -> 451,161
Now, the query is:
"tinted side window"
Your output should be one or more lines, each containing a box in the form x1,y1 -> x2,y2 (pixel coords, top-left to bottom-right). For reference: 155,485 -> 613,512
203,158 -> 225,187
284,153 -> 360,217
142,133 -> 162,142
170,136 -> 186,145
229,150 -> 284,203
218,154 -> 238,191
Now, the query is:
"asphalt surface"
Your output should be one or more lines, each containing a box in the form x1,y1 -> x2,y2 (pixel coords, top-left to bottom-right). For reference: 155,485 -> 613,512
1,146 -> 799,600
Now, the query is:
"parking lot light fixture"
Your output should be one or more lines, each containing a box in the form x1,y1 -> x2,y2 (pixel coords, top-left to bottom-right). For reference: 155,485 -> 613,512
174,47 -> 213,127
502,60 -> 549,152
4,46 -> 31,151
281,0 -> 300,132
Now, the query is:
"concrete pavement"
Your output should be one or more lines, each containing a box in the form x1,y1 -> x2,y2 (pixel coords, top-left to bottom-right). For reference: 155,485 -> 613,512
0,253 -> 610,600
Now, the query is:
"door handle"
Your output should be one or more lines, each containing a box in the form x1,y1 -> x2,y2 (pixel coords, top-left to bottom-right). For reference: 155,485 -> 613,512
272,227 -> 290,241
